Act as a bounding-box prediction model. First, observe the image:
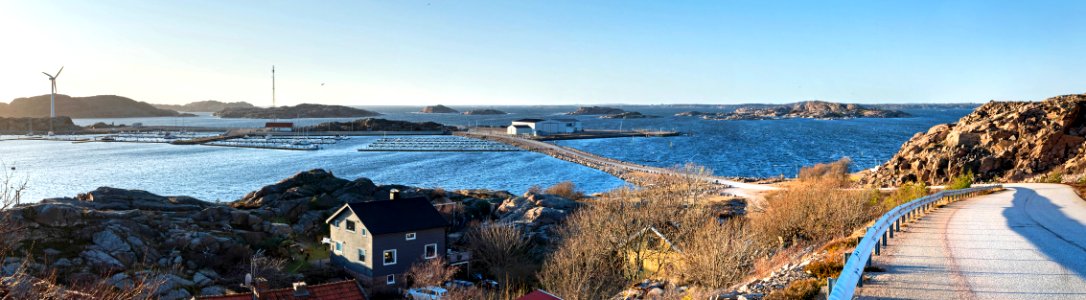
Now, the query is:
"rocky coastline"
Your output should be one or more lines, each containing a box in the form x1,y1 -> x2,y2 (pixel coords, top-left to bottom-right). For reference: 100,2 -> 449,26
566,106 -> 625,115
420,105 -> 459,114
600,111 -> 657,119
0,170 -> 578,299
865,94 -> 1086,186
303,118 -> 457,132
1,95 -> 194,118
462,109 -> 508,115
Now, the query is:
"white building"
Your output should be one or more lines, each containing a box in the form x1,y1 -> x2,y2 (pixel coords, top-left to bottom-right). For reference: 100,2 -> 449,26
507,118 -> 583,136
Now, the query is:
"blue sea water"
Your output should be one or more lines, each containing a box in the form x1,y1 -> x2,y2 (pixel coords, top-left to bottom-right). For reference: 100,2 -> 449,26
1,105 -> 972,202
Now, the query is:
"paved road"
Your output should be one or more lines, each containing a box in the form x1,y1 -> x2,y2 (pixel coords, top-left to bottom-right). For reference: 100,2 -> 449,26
460,131 -> 778,197
857,183 -> 1086,299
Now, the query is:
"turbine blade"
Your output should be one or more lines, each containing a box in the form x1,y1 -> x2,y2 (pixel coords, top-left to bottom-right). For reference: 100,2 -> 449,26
42,72 -> 52,78
55,66 -> 63,78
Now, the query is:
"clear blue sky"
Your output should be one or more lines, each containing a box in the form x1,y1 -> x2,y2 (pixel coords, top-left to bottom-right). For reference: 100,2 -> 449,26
1,0 -> 1084,106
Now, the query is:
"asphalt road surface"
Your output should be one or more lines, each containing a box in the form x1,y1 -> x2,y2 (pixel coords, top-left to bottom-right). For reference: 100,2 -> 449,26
857,183 -> 1086,299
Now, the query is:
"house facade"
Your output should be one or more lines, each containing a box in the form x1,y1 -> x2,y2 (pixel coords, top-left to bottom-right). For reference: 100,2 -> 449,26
326,194 -> 448,286
507,119 -> 583,136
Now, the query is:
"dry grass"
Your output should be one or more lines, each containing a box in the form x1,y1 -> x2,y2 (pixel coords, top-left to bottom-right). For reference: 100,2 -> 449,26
543,181 -> 586,200
764,278 -> 821,300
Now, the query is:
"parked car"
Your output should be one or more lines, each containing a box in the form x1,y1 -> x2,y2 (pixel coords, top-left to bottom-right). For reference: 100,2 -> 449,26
444,280 -> 474,289
405,286 -> 448,300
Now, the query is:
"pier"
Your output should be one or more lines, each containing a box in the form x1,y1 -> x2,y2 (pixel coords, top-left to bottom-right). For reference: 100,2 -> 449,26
458,131 -> 778,198
359,136 -> 521,152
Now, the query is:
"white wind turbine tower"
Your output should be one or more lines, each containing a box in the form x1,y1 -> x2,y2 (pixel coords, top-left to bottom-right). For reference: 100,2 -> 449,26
41,66 -> 64,136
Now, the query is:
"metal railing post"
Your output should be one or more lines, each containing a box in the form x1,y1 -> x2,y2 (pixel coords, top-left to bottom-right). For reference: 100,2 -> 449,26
827,277 -> 836,295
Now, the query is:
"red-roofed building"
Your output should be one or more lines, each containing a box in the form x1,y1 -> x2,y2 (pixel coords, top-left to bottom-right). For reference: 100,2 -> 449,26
265,122 -> 294,132
195,280 -> 366,300
517,289 -> 564,300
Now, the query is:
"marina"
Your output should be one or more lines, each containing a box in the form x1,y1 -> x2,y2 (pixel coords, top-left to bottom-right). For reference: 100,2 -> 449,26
359,136 -> 522,152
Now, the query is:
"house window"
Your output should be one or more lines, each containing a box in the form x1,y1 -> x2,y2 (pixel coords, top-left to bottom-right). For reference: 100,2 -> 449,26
406,232 -> 416,241
383,249 -> 397,265
345,221 -> 356,232
424,244 -> 438,259
360,228 -> 367,236
357,249 -> 366,262
334,241 -> 342,253
386,274 -> 395,285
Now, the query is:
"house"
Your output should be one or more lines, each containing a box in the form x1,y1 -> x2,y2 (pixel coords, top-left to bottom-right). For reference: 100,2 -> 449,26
265,122 -> 294,132
326,191 -> 449,286
507,119 -> 583,136
194,279 -> 367,300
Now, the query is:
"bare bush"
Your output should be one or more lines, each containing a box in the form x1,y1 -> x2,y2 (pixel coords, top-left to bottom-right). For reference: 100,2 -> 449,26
752,183 -> 876,248
406,257 -> 458,288
466,223 -> 535,284
796,157 -> 852,187
542,181 -> 584,200
677,218 -> 762,288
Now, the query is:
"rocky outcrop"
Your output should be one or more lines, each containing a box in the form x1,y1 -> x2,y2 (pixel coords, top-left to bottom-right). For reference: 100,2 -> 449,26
0,116 -> 81,133
0,95 -> 194,118
303,118 -> 457,132
677,101 -> 910,120
600,111 -> 658,119
214,104 -> 381,119
567,106 -> 625,115
865,94 -> 1086,186
154,100 -> 254,112
495,192 -> 582,242
420,105 -> 459,114
462,109 -> 507,115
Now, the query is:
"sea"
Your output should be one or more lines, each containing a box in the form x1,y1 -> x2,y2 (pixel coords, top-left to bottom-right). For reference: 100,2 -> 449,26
0,105 -> 973,202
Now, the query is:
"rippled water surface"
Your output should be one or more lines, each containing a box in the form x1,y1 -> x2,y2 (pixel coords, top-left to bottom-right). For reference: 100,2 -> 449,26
4,105 -> 972,202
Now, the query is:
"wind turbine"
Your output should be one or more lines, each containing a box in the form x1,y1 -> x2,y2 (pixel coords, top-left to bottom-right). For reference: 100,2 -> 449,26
42,66 -> 63,135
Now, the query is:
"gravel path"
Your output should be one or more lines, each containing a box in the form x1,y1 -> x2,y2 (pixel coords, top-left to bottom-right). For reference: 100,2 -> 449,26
856,183 -> 1086,299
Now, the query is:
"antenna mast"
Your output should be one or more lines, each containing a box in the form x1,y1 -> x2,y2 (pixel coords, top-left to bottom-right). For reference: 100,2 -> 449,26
271,65 -> 276,108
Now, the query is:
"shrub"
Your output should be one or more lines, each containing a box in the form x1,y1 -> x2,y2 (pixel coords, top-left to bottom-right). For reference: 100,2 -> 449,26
765,278 -> 821,300
805,258 -> 844,279
753,183 -> 876,248
946,170 -> 974,190
543,181 -> 585,200
797,157 -> 852,187
1044,171 -> 1064,183
882,182 -> 928,211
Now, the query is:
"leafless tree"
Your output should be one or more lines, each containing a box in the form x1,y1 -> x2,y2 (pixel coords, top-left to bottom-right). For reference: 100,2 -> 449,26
405,257 -> 457,288
466,222 -> 534,284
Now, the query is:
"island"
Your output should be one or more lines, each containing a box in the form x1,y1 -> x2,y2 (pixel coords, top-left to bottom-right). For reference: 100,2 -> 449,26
675,101 -> 910,120
600,111 -> 658,119
0,116 -> 81,133
566,106 -> 625,115
420,104 -> 459,114
154,100 -> 254,112
303,118 -> 457,132
212,103 -> 381,119
0,94 -> 194,118
462,109 -> 508,115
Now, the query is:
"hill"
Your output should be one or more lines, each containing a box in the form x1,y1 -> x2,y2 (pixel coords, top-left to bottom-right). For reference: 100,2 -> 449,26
0,95 -> 192,118
864,94 -> 1086,186
154,100 -> 254,112
212,104 -> 381,119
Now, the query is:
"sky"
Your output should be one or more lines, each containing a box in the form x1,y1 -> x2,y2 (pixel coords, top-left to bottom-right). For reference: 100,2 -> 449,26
1,1 -> 1084,106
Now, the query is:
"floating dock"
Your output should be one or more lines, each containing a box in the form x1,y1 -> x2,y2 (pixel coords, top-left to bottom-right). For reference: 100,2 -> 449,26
359,136 -> 521,152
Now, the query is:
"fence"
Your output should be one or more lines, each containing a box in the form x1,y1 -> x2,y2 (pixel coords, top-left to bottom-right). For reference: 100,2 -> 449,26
827,185 -> 1003,299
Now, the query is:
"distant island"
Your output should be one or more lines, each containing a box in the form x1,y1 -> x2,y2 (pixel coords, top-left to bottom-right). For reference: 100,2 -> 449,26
213,103 -> 381,119
304,118 -> 457,132
0,95 -> 194,118
676,101 -> 910,120
567,106 -> 625,115
420,105 -> 459,114
462,109 -> 507,115
154,100 -> 254,112
600,111 -> 657,119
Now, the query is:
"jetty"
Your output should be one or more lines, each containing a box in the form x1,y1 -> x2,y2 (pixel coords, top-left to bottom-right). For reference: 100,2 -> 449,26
359,136 -> 521,152
458,130 -> 778,198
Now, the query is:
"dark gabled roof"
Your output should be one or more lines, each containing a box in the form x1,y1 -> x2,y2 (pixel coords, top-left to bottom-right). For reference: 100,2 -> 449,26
196,280 -> 366,300
513,118 -> 545,123
345,197 -> 448,234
